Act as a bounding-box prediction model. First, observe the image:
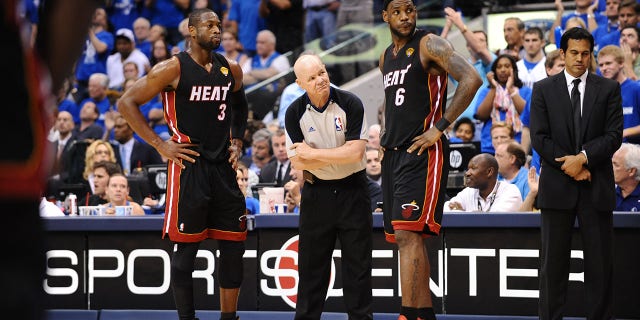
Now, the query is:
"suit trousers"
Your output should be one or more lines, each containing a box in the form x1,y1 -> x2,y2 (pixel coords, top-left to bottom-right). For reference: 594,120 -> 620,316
538,187 -> 614,320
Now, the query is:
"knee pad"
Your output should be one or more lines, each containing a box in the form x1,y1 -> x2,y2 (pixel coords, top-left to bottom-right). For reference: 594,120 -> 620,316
218,240 -> 245,288
171,242 -> 199,286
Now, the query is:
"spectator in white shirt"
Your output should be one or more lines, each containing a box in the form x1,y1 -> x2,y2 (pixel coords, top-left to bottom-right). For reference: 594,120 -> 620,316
445,153 -> 522,212
106,28 -> 150,90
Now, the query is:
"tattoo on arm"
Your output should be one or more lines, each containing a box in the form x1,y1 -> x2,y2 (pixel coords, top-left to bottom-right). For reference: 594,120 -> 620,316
426,37 -> 482,121
424,35 -> 454,68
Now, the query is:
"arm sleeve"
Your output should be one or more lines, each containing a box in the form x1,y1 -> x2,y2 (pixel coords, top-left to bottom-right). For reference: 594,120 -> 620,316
230,88 -> 249,139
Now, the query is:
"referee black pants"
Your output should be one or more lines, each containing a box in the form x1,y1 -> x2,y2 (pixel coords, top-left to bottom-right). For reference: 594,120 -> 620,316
294,170 -> 373,320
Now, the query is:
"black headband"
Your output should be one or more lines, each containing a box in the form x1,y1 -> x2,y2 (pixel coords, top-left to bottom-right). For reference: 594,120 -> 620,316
383,0 -> 393,10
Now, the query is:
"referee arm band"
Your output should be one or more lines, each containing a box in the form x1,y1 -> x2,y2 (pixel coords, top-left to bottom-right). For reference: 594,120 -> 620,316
434,118 -> 451,132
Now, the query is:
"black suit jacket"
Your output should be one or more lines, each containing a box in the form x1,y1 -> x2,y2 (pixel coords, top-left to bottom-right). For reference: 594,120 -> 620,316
530,72 -> 623,211
113,140 -> 163,173
259,160 -> 291,187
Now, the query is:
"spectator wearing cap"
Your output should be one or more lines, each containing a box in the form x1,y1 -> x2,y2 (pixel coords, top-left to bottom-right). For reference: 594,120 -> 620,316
106,28 -> 150,90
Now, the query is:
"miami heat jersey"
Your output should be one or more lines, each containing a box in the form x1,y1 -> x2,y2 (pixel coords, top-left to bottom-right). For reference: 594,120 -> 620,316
163,51 -> 235,162
381,29 -> 448,149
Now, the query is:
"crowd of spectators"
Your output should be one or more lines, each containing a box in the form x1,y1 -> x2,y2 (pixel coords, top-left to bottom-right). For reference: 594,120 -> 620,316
31,0 -> 640,215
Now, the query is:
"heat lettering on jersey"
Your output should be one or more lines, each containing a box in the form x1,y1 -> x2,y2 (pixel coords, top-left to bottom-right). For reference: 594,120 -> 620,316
383,64 -> 411,89
189,82 -> 232,102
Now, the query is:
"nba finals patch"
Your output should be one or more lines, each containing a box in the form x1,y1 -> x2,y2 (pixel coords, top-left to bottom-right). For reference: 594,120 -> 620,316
406,48 -> 414,57
220,67 -> 229,76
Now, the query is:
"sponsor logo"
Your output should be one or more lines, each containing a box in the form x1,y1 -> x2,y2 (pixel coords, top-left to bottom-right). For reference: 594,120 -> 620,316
308,126 -> 316,133
220,67 -> 229,76
261,235 -> 337,308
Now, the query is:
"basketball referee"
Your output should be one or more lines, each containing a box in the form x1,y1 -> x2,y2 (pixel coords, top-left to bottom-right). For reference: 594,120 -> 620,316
285,53 -> 373,320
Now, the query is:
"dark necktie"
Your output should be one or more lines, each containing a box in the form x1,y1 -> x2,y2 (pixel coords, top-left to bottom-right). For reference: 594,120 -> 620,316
571,78 -> 582,153
276,162 -> 283,186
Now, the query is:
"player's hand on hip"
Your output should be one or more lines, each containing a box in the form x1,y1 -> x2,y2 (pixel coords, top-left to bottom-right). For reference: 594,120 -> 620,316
159,140 -> 199,169
408,127 -> 441,156
228,139 -> 243,170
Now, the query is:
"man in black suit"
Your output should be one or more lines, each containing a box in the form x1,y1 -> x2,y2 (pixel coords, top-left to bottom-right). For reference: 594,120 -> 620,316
112,114 -> 163,175
530,27 -> 623,320
259,128 -> 290,186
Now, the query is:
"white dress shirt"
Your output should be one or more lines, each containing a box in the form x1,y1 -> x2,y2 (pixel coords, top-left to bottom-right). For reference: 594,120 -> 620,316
444,181 -> 523,212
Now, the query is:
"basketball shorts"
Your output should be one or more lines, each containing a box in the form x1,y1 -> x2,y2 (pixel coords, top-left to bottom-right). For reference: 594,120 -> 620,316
381,139 -> 449,243
163,158 -> 247,243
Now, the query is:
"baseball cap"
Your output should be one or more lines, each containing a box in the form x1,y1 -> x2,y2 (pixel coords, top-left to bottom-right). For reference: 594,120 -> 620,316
115,28 -> 135,42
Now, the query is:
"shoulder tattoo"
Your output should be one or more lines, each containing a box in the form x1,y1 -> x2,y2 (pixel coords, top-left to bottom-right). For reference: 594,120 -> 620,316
424,35 -> 454,63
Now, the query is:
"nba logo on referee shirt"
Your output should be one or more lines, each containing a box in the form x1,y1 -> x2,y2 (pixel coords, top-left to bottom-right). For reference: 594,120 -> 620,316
334,117 -> 344,131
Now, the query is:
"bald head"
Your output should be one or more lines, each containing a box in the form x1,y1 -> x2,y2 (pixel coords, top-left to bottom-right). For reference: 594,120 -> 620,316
475,153 -> 499,173
293,54 -> 330,101
293,54 -> 324,79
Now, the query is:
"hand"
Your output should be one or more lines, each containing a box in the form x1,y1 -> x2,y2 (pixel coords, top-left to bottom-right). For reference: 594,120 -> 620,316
527,166 -> 539,195
407,127 -> 443,156
487,71 -> 499,88
104,207 -> 116,215
588,0 -> 598,14
555,153 -> 587,179
156,140 -> 200,169
621,42 -> 634,62
289,141 -> 313,160
103,110 -> 118,132
443,7 -> 463,28
143,196 -> 158,207
574,167 -> 592,181
506,72 -> 514,92
448,201 -> 464,211
228,138 -> 243,170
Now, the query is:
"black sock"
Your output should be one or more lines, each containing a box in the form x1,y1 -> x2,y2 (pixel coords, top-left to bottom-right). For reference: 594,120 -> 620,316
220,311 -> 237,320
418,307 -> 436,320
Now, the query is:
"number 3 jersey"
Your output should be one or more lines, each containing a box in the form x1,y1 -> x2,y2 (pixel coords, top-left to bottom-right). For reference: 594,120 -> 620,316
163,51 -> 235,162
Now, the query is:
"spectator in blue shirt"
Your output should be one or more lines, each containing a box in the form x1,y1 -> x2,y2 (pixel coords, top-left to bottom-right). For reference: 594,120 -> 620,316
612,143 -> 640,211
237,162 -> 260,215
495,140 -> 531,200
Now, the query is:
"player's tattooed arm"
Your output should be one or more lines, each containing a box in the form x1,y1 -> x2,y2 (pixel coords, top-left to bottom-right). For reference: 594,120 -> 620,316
422,34 -> 482,122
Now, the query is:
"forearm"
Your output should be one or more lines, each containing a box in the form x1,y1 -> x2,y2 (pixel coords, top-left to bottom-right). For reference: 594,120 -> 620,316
623,125 -> 640,138
290,156 -> 328,170
475,89 -> 495,120
511,90 -> 526,114
624,62 -> 637,81
230,89 -> 249,138
519,191 -> 537,212
307,140 -> 365,165
119,100 -> 165,149
520,127 -> 531,154
444,73 -> 482,122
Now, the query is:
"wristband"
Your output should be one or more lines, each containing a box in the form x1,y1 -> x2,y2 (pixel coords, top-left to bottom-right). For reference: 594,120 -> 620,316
510,88 -> 519,97
461,25 -> 468,33
435,118 -> 451,132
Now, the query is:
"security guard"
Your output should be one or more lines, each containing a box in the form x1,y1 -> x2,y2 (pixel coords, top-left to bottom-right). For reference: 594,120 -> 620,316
284,54 -> 373,320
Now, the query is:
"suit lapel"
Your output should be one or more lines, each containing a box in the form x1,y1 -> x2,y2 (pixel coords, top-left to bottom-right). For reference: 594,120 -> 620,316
581,73 -> 599,140
554,73 -> 574,133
